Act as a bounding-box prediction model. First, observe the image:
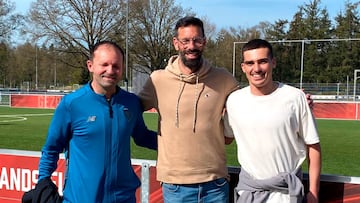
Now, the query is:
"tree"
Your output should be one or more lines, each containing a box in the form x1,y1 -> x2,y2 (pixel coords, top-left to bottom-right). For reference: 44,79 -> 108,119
331,1 -> 360,83
28,0 -> 127,83
286,0 -> 332,83
222,23 -> 273,82
266,19 -> 298,83
204,29 -> 233,73
128,0 -> 189,74
0,42 -> 9,87
0,0 -> 23,42
9,43 -> 34,88
0,0 -> 23,87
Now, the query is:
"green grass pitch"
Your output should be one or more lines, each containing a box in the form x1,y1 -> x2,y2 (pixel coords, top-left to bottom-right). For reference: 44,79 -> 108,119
0,106 -> 359,177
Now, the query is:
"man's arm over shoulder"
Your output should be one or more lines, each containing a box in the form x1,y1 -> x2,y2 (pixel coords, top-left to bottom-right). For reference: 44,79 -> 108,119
224,137 -> 234,145
132,96 -> 157,150
137,73 -> 158,112
302,89 -> 314,109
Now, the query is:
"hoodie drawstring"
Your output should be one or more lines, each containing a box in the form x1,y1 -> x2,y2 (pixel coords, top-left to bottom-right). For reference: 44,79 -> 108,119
175,75 -> 185,128
192,76 -> 201,132
175,74 -> 203,133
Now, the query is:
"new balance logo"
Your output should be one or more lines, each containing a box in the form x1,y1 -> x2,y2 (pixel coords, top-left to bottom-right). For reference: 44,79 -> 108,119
87,116 -> 96,122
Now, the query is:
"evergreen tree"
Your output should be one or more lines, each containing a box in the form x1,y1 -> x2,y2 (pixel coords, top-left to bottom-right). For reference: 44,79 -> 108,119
331,1 -> 360,83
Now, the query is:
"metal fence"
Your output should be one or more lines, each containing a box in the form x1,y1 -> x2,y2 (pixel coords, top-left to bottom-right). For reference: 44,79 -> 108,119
238,82 -> 360,100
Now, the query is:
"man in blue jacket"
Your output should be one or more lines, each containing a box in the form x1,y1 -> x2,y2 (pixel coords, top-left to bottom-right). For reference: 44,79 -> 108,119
36,41 -> 157,202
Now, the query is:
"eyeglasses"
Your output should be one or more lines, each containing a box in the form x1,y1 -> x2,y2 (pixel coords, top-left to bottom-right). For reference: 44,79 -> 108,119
176,37 -> 205,46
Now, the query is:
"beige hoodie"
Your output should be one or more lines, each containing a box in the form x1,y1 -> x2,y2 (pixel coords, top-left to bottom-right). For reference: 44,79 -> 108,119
138,55 -> 239,184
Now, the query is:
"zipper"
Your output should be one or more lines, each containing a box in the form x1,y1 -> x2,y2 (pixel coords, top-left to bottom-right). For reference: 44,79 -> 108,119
107,98 -> 113,118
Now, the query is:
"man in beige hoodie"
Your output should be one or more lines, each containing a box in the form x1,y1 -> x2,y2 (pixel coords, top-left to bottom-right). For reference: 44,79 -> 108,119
138,16 -> 239,203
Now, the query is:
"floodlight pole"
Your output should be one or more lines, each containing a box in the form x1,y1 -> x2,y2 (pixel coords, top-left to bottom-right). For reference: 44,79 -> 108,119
35,45 -> 38,90
353,69 -> 360,101
300,40 -> 305,90
125,0 -> 129,91
354,69 -> 360,120
232,42 -> 236,76
54,59 -> 57,87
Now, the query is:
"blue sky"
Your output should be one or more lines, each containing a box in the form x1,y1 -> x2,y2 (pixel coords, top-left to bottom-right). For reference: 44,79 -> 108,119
15,0 -> 358,29
174,0 -> 356,28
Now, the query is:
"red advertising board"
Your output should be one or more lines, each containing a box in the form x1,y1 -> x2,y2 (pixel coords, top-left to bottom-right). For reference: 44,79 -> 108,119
1,150 -> 360,202
11,95 -> 63,109
9,94 -> 360,120
0,150 -> 163,203
313,102 -> 360,120
0,152 -> 65,203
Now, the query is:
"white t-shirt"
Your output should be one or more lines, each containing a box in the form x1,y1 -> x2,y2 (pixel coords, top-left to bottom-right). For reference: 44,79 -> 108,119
224,82 -> 319,202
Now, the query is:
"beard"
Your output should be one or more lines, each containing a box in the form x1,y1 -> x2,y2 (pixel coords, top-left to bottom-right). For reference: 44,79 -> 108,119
179,49 -> 203,72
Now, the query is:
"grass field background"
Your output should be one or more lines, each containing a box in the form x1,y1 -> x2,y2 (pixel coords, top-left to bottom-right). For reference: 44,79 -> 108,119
0,106 -> 359,177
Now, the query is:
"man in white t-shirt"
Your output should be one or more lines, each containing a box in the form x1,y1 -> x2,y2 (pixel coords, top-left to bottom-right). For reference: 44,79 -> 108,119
224,39 -> 321,203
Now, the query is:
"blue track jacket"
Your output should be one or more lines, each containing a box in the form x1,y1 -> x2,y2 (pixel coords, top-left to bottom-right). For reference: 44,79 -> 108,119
38,83 -> 157,202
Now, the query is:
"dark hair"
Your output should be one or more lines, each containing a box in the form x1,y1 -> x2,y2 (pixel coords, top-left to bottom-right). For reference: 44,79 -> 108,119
89,40 -> 125,61
242,39 -> 273,59
174,16 -> 205,38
